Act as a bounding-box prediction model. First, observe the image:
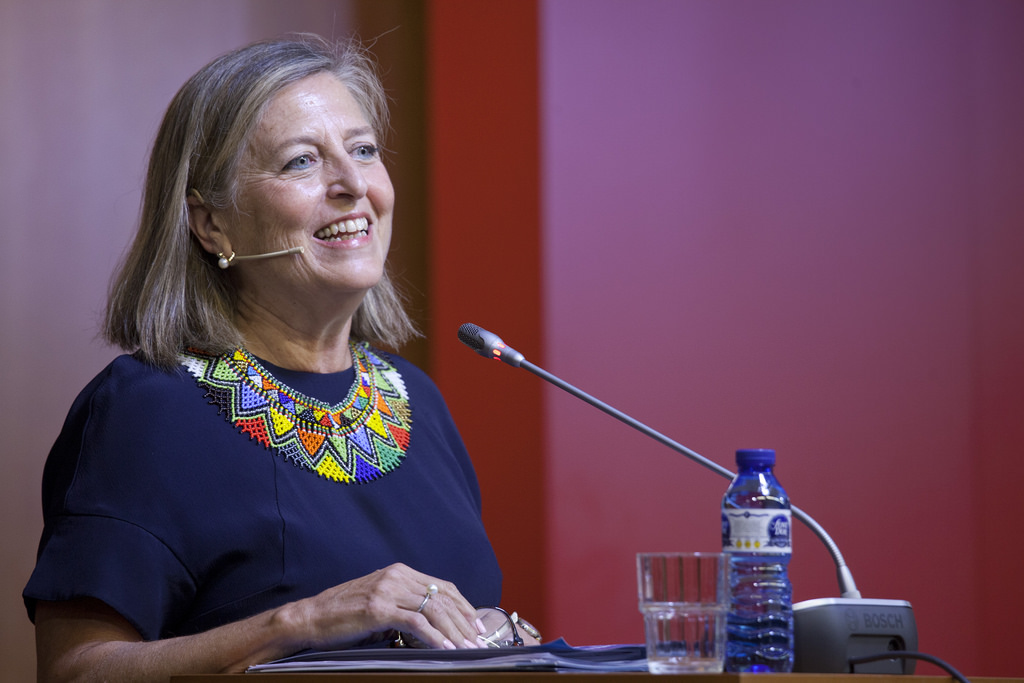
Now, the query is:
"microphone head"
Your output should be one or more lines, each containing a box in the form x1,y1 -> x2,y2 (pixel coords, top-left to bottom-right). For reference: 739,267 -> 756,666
457,323 -> 486,351
457,323 -> 525,367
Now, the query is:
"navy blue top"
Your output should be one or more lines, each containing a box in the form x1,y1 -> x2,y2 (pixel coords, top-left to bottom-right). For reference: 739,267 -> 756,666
23,350 -> 501,641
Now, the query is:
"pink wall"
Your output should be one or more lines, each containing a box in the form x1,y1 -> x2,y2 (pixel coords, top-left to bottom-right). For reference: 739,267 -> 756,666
541,0 -> 1023,676
969,1 -> 1024,671
0,2 -> 358,678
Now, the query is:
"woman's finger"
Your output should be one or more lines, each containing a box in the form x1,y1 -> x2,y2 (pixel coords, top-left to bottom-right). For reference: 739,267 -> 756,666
417,590 -> 483,647
402,578 -> 484,648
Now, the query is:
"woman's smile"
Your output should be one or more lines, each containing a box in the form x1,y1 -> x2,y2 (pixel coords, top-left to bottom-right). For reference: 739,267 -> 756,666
314,215 -> 370,243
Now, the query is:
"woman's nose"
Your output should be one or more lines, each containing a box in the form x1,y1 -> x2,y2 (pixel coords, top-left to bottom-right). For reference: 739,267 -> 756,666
326,157 -> 368,199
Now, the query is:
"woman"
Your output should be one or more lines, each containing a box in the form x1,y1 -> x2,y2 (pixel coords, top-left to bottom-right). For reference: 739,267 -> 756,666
24,35 -> 519,680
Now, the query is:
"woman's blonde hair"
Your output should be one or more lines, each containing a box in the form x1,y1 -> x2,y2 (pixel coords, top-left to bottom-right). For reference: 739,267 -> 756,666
104,35 -> 417,368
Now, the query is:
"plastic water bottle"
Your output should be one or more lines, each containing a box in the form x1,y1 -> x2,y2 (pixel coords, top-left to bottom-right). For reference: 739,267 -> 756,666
721,448 -> 794,672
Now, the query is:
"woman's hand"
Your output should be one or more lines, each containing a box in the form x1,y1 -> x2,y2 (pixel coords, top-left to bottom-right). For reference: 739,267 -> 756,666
35,563 -> 484,682
288,562 -> 486,651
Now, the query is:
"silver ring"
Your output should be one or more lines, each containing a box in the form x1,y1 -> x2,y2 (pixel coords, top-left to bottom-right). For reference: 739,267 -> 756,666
416,583 -> 439,613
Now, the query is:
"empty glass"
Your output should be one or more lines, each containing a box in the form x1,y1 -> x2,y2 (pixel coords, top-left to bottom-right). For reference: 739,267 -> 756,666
637,552 -> 728,674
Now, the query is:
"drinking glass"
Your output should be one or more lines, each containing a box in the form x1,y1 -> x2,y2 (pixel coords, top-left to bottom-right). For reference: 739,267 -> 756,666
637,552 -> 728,674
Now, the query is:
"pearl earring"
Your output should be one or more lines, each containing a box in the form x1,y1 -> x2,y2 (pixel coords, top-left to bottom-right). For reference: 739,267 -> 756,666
217,252 -> 235,269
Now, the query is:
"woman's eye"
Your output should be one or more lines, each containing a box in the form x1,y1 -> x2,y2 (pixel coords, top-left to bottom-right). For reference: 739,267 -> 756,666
352,144 -> 380,161
284,153 -> 316,171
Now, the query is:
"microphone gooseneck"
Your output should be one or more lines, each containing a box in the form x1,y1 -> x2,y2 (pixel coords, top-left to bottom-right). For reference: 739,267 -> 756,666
456,321 -> 861,600
217,246 -> 305,269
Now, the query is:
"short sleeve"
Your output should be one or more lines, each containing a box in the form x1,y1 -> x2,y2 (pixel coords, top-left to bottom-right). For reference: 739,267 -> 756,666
25,514 -> 195,641
22,356 -> 210,640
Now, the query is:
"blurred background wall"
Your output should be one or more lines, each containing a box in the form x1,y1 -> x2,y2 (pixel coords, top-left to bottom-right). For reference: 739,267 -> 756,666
431,1 -> 1024,677
532,3 -> 1023,677
3,0 -> 1021,679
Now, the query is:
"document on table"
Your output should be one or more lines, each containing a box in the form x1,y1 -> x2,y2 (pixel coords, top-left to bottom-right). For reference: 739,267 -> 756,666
246,639 -> 648,673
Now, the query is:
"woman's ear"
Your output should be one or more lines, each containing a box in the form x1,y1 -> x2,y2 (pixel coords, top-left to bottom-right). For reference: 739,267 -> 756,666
187,190 -> 230,256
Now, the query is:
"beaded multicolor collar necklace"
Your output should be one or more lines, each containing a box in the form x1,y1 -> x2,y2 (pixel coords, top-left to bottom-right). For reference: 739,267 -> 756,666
179,342 -> 412,484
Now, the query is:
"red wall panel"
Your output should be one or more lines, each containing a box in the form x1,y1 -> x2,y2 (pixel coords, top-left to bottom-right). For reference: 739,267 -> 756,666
426,0 -> 547,632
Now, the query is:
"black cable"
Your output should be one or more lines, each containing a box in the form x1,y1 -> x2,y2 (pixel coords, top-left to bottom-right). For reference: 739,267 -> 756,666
849,651 -> 970,683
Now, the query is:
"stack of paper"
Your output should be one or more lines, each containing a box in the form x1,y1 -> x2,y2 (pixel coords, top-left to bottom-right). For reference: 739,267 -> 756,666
247,639 -> 647,673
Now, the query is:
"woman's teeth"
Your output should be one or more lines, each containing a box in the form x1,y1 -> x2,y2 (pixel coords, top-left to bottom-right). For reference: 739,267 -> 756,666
315,217 -> 369,241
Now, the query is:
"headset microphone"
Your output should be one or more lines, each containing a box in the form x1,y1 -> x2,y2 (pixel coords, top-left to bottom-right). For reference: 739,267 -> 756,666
217,247 -> 305,269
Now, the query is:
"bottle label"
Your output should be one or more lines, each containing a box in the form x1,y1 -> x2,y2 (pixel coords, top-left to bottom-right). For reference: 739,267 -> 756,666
722,509 -> 792,554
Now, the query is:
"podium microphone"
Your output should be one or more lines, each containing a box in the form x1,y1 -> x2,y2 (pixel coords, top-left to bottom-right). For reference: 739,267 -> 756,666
457,322 -> 918,674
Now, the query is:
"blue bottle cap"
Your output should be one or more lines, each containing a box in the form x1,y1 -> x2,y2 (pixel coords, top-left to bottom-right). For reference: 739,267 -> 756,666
736,448 -> 776,467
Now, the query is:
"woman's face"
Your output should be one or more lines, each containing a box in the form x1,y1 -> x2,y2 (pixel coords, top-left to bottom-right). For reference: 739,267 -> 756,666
216,71 -> 394,311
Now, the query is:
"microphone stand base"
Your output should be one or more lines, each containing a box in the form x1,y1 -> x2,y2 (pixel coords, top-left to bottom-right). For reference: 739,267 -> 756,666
793,597 -> 918,674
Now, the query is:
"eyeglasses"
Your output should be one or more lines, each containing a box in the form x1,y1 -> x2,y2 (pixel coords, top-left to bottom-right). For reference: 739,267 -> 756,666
475,606 -> 542,648
392,607 -> 541,649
